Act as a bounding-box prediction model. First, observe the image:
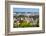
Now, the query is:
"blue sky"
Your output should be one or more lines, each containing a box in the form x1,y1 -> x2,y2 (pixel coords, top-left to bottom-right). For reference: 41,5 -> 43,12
13,8 -> 39,13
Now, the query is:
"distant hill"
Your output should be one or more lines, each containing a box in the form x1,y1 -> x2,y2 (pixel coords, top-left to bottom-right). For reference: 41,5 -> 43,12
13,12 -> 39,16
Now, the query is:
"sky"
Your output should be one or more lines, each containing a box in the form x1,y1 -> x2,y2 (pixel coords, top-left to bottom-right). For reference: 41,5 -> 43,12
13,8 -> 39,13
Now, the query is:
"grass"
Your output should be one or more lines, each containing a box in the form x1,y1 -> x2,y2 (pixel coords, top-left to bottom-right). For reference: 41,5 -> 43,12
13,19 -> 39,28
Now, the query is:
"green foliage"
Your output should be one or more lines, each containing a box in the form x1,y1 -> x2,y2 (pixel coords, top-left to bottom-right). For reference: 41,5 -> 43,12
13,15 -> 39,28
14,20 -> 33,28
36,19 -> 39,27
13,19 -> 39,28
